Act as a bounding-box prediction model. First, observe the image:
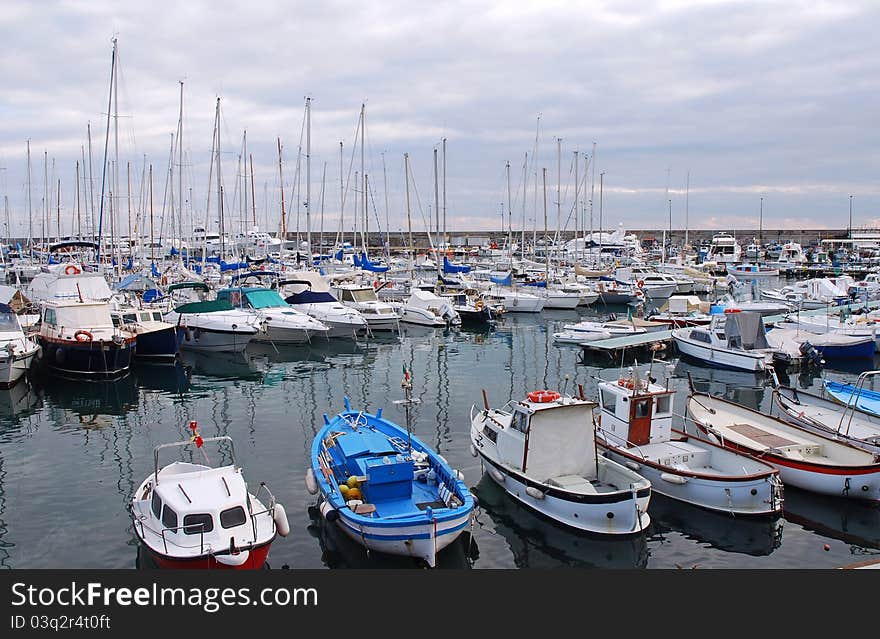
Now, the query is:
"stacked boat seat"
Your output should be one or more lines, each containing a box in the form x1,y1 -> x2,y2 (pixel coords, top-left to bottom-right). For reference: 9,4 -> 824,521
359,455 -> 414,503
727,423 -> 823,460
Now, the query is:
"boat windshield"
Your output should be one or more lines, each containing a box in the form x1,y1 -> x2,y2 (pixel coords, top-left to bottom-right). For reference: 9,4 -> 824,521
351,289 -> 378,303
0,312 -> 20,332
244,289 -> 287,309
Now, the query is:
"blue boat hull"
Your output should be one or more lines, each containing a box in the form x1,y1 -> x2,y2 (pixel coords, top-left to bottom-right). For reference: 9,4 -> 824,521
824,380 -> 880,417
134,326 -> 184,360
815,340 -> 875,360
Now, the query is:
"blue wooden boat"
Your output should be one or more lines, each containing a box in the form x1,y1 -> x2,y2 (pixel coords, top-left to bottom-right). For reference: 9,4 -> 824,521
308,390 -> 474,567
824,379 -> 880,417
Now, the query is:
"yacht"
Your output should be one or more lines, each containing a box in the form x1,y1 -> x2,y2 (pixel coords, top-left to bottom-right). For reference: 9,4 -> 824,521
0,303 -> 41,387
216,286 -> 330,344
279,271 -> 369,338
329,282 -> 400,332
705,233 -> 742,268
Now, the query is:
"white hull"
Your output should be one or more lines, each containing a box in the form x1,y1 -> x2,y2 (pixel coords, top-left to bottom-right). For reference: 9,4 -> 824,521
0,344 -> 40,387
330,504 -> 471,568
252,324 -> 329,345
542,293 -> 582,309
673,331 -> 768,372
599,444 -> 781,516
479,457 -> 650,534
398,306 -> 447,327
642,284 -> 677,299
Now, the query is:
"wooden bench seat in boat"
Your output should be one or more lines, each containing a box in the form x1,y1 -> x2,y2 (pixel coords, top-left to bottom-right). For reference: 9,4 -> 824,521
657,441 -> 712,469
547,475 -> 598,494
727,423 -> 823,458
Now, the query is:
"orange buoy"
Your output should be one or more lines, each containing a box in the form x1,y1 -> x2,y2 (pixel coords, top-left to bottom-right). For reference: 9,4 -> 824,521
527,389 -> 561,403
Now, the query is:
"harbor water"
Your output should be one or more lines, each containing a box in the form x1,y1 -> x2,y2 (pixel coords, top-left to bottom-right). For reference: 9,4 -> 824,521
1,278 -> 879,569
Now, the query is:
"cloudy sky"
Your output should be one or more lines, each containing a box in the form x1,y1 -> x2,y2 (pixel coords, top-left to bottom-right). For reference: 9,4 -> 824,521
1,0 -> 878,241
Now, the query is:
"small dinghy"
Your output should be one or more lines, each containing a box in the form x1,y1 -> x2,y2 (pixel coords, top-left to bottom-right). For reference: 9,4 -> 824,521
686,392 -> 880,502
824,377 -> 880,418
596,373 -> 782,516
470,387 -> 651,534
772,383 -> 880,454
129,423 -> 289,569
308,369 -> 474,567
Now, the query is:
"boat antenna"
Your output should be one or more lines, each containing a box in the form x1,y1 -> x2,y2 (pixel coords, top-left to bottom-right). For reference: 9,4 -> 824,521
393,364 -> 421,456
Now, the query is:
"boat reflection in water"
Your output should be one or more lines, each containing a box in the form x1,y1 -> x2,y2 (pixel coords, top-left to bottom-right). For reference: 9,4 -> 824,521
673,357 -> 768,410
37,370 -> 139,419
783,487 -> 880,551
647,494 -> 784,558
0,378 -> 42,422
179,349 -> 270,380
306,504 -> 479,569
471,475 -> 649,569
131,361 -> 192,394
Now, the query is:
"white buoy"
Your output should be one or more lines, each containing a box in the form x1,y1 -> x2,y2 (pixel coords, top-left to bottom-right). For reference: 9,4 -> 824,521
319,500 -> 339,523
625,460 -> 641,471
273,503 -> 290,537
455,469 -> 465,481
525,486 -> 545,500
489,468 -> 506,483
305,468 -> 318,495
470,444 -> 478,457
660,472 -> 689,485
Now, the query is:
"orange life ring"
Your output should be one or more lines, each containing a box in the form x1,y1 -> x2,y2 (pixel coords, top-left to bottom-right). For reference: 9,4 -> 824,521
637,280 -> 644,288
74,330 -> 94,342
65,264 -> 81,276
475,300 -> 485,311
618,377 -> 636,389
527,389 -> 561,403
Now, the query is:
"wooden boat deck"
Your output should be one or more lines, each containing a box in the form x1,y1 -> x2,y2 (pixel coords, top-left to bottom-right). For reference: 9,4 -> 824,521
727,423 -> 800,449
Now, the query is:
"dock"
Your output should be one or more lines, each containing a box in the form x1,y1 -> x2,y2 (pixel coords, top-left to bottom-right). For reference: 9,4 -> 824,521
578,298 -> 880,357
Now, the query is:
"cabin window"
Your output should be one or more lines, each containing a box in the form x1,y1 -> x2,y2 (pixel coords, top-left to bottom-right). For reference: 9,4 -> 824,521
123,313 -> 137,324
161,505 -> 178,531
655,395 -> 671,415
511,412 -> 528,434
691,330 -> 711,344
220,506 -> 247,529
140,312 -> 152,322
600,388 -> 617,412
183,513 -> 214,535
482,425 -> 498,443
111,315 -> 121,327
634,400 -> 652,419
43,308 -> 57,326
341,290 -> 355,302
153,312 -> 163,322
151,492 -> 162,519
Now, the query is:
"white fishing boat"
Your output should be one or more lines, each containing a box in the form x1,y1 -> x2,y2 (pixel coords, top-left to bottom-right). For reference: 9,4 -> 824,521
0,303 -> 40,387
672,311 -> 775,372
687,391 -> 880,502
595,373 -> 783,516
726,264 -> 779,278
470,388 -> 651,535
552,329 -> 611,345
130,424 -> 289,569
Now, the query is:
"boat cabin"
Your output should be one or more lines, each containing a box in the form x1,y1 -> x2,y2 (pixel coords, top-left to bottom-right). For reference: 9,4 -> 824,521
40,300 -> 118,341
487,394 -> 600,482
598,378 -> 674,447
217,287 -> 290,310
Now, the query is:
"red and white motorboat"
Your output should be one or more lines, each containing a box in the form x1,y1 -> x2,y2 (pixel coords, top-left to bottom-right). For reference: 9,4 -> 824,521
129,423 -> 289,569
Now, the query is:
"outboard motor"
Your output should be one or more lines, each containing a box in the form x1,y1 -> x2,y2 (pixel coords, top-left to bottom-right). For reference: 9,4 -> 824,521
798,340 -> 823,369
771,350 -> 792,370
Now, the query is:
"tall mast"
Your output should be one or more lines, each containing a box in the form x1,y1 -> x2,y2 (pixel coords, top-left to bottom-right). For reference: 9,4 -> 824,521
663,168 -> 670,263
442,137 -> 447,246
42,151 -> 47,252
75,161 -> 81,239
532,115 -> 540,256
87,124 -> 95,239
590,142 -> 596,262
26,140 -> 32,249
305,96 -> 312,261
96,37 -> 117,264
543,167 -> 549,278
684,170 -> 690,250
250,154 -> 257,228
382,152 -> 390,258
127,161 -> 132,264
178,81 -> 184,255
506,161 -> 512,268
113,37 -> 121,276
149,164 -> 154,264
339,141 -> 344,248
556,137 -> 561,249
574,150 -> 579,265
319,161 -> 327,255
215,98 -> 224,259
521,152 -> 527,256
56,178 -> 60,242
360,104 -> 366,256
404,153 -> 414,280
599,171 -> 604,261
433,147 -> 439,246
277,137 -> 286,260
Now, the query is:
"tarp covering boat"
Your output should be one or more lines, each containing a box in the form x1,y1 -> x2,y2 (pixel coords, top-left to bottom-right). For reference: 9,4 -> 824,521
443,256 -> 471,274
724,311 -> 770,350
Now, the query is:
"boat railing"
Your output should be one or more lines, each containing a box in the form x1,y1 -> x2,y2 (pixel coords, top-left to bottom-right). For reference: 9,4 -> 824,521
836,370 -> 880,438
131,514 -> 208,555
153,435 -> 236,484
250,482 -> 277,540
596,426 -> 649,462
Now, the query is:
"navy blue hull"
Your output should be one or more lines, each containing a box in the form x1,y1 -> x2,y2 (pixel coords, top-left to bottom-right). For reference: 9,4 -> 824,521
39,338 -> 135,377
134,326 -> 184,360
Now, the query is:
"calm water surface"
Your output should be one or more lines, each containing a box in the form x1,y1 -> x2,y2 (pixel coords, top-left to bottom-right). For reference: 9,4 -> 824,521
2,281 -> 879,569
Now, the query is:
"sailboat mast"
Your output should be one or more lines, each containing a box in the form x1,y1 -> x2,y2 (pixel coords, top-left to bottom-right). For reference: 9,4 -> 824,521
149,164 -> 154,264
215,98 -> 224,259
685,171 -> 690,250
250,154 -> 257,228
590,142 -> 596,262
75,161 -> 81,239
506,161 -> 512,266
26,141 -> 32,249
599,171 -> 604,260
306,96 -> 312,261
277,137 -> 286,261
339,141 -> 344,249
574,150 -> 579,265
543,167 -> 549,278
382,152 -> 390,259
442,137 -> 447,246
127,162 -> 132,263
521,152 -> 527,257
178,81 -> 184,257
96,38 -> 116,263
113,38 -> 121,276
556,137 -> 561,250
404,153 -> 414,281
361,104 -> 366,256
433,147 -> 439,249
319,161 -> 326,254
